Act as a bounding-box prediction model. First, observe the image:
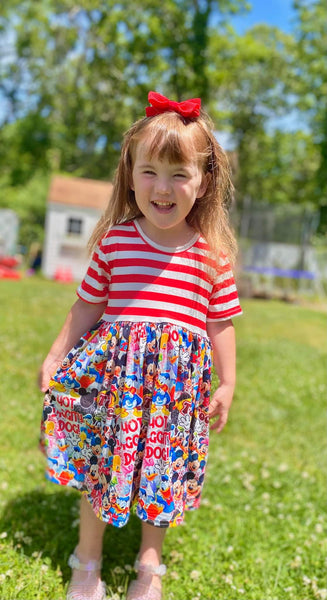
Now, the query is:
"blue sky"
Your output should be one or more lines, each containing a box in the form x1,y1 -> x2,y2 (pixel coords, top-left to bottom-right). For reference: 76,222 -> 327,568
231,0 -> 296,33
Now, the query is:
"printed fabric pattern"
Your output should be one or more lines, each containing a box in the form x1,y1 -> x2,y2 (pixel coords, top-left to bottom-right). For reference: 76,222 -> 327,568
40,320 -> 212,528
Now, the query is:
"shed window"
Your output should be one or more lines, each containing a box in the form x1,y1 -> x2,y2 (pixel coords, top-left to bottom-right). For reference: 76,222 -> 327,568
67,217 -> 83,235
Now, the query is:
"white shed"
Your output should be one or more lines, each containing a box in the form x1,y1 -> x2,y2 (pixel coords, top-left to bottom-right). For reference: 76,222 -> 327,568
42,175 -> 113,281
0,209 -> 19,256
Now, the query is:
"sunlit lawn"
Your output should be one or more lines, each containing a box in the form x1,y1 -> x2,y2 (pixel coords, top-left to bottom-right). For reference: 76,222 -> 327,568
0,278 -> 326,600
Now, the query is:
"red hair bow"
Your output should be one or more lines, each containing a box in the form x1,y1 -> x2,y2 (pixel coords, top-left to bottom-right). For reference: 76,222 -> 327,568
146,91 -> 201,118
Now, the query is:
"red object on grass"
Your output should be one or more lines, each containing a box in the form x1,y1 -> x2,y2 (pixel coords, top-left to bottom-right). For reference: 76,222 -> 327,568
0,265 -> 21,279
0,255 -> 20,268
54,267 -> 73,282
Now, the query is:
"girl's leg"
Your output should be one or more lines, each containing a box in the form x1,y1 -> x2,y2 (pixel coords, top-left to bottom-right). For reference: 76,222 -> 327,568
76,494 -> 107,561
136,522 -> 166,592
68,495 -> 107,598
139,521 -> 166,564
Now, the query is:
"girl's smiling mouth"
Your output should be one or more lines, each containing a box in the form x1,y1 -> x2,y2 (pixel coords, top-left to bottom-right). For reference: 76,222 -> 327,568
151,200 -> 175,212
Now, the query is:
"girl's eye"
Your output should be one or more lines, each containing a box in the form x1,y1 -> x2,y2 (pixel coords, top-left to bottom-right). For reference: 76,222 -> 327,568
143,170 -> 155,175
174,173 -> 187,179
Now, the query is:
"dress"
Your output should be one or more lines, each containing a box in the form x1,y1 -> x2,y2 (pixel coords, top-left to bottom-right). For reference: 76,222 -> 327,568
40,220 -> 242,528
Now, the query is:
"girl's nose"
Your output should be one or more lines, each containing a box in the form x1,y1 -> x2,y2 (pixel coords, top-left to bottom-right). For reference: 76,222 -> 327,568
155,177 -> 171,195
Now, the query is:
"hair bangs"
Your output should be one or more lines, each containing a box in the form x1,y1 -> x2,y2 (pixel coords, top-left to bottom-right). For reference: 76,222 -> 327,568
146,127 -> 192,164
136,113 -> 205,165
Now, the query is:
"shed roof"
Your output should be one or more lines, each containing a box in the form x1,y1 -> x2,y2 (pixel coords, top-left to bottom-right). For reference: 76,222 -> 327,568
48,176 -> 113,210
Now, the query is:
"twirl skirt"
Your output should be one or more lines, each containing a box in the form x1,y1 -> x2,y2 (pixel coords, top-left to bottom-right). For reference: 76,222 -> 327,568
40,320 -> 212,528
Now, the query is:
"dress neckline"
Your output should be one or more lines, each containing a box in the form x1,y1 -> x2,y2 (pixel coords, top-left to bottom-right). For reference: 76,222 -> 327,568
133,219 -> 199,254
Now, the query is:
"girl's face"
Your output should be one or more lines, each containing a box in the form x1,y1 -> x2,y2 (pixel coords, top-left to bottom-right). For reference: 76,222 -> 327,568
131,140 -> 208,245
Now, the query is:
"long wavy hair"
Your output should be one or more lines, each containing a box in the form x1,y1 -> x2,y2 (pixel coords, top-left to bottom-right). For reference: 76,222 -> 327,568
89,109 -> 237,263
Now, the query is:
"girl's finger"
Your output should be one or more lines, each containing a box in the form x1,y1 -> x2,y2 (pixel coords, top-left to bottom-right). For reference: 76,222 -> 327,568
210,411 -> 228,433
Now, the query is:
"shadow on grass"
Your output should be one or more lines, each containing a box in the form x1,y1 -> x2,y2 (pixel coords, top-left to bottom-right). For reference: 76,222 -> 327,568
0,487 -> 142,584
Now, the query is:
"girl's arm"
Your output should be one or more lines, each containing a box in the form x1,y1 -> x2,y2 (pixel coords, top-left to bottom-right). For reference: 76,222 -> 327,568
39,298 -> 107,392
206,319 -> 236,433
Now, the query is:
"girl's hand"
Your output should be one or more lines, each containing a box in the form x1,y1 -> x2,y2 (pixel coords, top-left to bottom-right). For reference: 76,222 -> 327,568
208,384 -> 234,433
38,354 -> 63,393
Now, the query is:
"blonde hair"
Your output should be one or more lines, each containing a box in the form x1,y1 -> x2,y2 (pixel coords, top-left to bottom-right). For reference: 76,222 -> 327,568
89,110 -> 237,263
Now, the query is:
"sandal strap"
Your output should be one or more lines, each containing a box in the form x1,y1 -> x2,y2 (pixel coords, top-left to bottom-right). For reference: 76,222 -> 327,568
68,552 -> 102,572
134,557 -> 166,577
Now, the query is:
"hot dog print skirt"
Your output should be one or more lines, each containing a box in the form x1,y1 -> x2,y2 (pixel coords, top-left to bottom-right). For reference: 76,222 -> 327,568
40,320 -> 212,528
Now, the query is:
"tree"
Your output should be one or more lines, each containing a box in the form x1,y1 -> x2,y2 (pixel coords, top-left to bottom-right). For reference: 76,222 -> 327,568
292,0 -> 327,203
209,24 -> 296,202
0,0 -> 326,250
231,128 -> 321,205
0,0 -> 249,181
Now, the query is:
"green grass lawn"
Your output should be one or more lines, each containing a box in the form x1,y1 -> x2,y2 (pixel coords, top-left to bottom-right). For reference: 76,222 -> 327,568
0,278 -> 326,600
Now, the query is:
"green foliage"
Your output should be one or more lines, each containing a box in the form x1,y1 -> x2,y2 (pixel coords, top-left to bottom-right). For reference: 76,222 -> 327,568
292,0 -> 327,203
0,0 -> 326,241
0,281 -> 326,599
0,115 -> 52,186
234,129 -> 321,205
0,0 -> 250,181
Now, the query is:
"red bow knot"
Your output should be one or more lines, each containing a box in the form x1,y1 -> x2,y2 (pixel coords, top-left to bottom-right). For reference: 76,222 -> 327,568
146,91 -> 201,118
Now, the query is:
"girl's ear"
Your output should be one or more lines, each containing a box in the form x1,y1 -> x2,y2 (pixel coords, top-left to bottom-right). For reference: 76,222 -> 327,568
197,172 -> 211,198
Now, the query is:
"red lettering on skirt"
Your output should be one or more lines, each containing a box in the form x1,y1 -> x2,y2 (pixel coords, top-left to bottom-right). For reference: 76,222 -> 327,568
58,420 -> 80,435
56,394 -> 75,409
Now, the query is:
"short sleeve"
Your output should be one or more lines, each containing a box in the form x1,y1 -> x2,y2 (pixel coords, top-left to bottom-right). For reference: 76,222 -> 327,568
77,240 -> 111,304
207,255 -> 242,321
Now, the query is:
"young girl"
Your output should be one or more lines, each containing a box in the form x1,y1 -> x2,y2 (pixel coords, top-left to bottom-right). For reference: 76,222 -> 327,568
39,91 -> 242,600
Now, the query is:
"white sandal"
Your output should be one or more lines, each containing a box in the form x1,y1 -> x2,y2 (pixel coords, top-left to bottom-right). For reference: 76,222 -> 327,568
66,551 -> 106,600
126,557 -> 166,600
